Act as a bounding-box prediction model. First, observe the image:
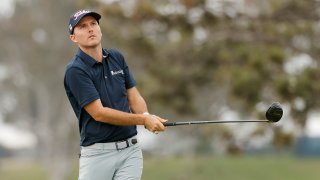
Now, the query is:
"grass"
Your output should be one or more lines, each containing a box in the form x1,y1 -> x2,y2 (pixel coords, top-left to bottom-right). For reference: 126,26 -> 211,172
1,155 -> 320,180
0,159 -> 47,180
142,155 -> 320,180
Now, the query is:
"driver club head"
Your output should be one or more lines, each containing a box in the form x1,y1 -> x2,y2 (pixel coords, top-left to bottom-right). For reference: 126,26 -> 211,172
265,102 -> 283,122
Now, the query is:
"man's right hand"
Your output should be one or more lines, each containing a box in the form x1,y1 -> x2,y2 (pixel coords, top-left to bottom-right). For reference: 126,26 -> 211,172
143,114 -> 167,134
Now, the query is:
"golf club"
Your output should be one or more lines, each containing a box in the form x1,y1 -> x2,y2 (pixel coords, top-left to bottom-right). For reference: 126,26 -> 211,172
163,102 -> 283,127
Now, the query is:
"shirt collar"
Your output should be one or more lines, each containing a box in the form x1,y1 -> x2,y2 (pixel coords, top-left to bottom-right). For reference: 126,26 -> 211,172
102,48 -> 109,59
76,48 -> 110,67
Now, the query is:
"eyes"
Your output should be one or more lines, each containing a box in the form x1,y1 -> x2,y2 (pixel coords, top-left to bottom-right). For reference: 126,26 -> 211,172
78,21 -> 98,30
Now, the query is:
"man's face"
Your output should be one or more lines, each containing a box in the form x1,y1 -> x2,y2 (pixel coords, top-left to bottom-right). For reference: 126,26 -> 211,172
70,16 -> 102,48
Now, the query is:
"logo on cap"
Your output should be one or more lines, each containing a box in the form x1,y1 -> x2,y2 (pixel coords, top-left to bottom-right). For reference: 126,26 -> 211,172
73,10 -> 91,20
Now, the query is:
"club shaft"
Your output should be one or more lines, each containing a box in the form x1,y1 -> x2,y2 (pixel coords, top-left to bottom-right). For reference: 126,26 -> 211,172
164,120 -> 269,126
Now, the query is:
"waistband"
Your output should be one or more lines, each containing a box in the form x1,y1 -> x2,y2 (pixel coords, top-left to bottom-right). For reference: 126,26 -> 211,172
83,135 -> 138,150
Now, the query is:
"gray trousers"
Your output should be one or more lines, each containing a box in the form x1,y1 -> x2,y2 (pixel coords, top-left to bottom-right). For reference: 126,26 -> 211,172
78,142 -> 143,180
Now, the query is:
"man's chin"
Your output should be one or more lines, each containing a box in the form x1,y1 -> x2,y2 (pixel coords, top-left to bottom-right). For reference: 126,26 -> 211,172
84,42 -> 100,49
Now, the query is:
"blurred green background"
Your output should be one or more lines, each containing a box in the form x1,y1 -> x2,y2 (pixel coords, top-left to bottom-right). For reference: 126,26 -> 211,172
1,0 -> 320,179
1,155 -> 320,180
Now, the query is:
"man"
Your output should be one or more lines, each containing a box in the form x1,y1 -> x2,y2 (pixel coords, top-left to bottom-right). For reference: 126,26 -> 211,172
64,9 -> 167,180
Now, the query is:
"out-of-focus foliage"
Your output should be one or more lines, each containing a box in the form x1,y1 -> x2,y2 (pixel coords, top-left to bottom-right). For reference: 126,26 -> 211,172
90,0 -> 320,126
1,0 -> 80,180
88,0 -> 320,153
1,1 -> 320,179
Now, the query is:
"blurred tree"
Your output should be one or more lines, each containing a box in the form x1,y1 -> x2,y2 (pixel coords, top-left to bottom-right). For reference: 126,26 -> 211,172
92,0 -> 320,151
1,2 -> 320,179
1,0 -> 81,179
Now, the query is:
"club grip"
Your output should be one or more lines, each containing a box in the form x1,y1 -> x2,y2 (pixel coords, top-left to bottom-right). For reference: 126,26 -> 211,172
163,122 -> 176,126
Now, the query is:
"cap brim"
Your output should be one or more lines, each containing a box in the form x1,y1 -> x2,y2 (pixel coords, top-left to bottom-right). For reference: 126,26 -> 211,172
83,12 -> 101,22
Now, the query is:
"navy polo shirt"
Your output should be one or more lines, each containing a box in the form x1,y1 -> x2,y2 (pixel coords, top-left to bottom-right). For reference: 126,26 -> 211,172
64,48 -> 137,146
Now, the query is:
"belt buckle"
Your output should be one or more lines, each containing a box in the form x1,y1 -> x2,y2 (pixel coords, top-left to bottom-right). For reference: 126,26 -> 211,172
115,140 -> 129,150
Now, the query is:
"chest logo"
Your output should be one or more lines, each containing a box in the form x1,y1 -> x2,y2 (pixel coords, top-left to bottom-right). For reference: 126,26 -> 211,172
111,70 -> 124,76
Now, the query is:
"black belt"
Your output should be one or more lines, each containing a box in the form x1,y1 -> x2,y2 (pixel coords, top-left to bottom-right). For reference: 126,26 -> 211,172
84,136 -> 138,150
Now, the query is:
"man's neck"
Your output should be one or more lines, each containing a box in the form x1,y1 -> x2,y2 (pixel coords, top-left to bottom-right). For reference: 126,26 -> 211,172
79,45 -> 103,62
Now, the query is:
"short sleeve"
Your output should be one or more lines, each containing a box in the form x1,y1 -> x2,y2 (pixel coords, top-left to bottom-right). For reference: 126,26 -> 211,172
64,67 -> 100,108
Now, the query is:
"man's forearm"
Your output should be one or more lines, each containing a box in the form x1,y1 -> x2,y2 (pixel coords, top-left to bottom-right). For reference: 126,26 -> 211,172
84,99 -> 147,126
95,107 -> 147,126
127,87 -> 149,114
129,96 -> 148,114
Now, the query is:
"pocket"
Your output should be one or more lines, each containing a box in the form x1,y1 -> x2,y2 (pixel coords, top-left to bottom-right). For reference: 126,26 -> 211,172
131,144 -> 143,160
80,145 -> 104,158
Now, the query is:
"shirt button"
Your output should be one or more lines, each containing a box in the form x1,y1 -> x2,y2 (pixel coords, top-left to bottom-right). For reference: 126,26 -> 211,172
105,76 -> 107,79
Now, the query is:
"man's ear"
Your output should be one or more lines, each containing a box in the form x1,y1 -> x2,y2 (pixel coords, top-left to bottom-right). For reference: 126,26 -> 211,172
70,34 -> 77,43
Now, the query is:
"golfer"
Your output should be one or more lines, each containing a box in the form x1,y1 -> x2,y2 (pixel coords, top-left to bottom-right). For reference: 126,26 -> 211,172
64,9 -> 167,180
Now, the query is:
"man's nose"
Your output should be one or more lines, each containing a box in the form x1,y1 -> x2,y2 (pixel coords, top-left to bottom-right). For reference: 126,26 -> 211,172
88,25 -> 94,32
